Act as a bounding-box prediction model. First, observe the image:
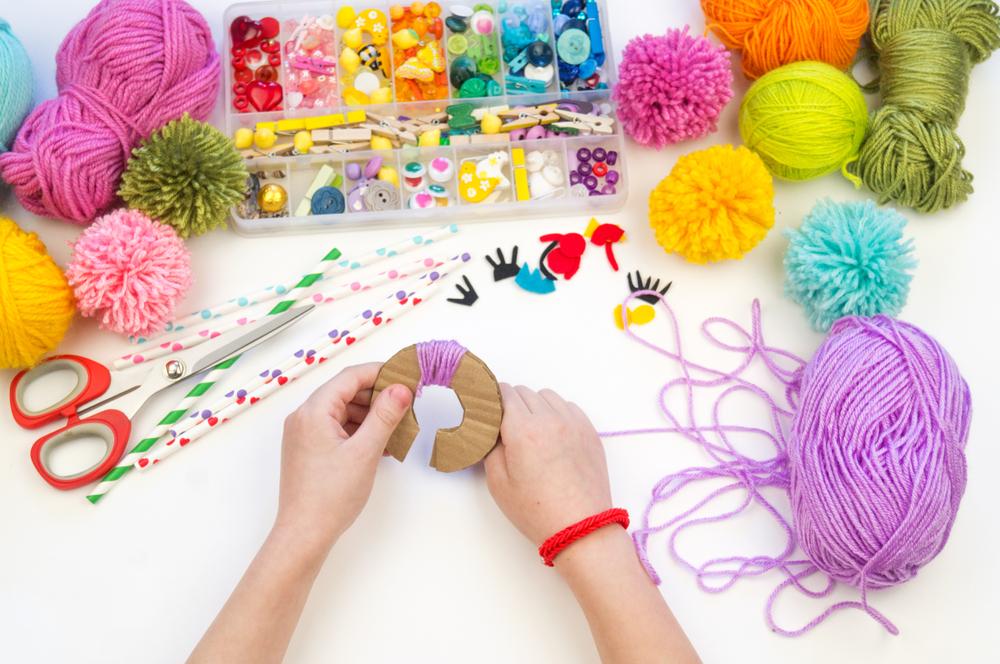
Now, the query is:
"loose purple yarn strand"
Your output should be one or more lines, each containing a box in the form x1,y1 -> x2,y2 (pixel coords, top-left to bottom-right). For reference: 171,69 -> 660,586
602,290 -> 901,636
415,340 -> 467,396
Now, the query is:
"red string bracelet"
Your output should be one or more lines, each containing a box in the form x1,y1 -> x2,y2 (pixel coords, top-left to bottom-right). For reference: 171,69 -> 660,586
538,508 -> 630,567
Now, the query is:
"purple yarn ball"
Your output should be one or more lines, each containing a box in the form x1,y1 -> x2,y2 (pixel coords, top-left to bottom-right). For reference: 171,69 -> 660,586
790,315 -> 970,602
612,27 -> 733,148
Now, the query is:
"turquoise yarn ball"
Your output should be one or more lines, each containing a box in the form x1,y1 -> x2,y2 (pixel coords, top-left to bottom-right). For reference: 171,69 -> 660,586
784,199 -> 917,332
0,18 -> 33,153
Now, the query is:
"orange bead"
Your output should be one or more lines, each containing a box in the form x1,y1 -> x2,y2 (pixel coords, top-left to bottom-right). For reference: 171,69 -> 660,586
411,16 -> 429,37
424,2 -> 441,18
390,5 -> 405,20
410,2 -> 425,16
428,17 -> 443,39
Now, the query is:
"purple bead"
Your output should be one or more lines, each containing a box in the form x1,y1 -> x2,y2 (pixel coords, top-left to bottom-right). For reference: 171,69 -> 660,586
600,184 -> 616,195
606,150 -> 618,166
576,147 -> 591,162
576,161 -> 591,176
346,162 -> 362,180
364,156 -> 383,180
588,189 -> 600,196
569,171 -> 582,185
584,174 -> 598,190
605,170 -> 620,186
592,147 -> 607,163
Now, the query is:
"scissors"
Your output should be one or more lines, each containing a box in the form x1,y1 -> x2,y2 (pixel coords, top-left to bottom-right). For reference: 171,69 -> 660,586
9,306 -> 313,490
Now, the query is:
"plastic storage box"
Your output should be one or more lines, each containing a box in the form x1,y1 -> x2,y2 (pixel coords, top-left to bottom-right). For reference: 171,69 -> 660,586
224,0 -> 626,235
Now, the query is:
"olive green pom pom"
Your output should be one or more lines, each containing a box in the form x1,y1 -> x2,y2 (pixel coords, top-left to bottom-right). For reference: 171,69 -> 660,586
119,115 -> 248,237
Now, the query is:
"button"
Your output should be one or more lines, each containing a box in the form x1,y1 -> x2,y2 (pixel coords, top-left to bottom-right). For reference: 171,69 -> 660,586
364,181 -> 401,210
557,28 -> 590,65
311,187 -> 345,215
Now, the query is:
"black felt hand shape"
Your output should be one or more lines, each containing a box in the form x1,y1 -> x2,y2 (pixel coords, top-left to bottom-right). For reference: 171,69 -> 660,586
486,246 -> 521,282
447,276 -> 479,306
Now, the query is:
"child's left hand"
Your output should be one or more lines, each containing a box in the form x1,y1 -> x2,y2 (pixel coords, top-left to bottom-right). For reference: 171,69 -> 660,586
273,363 -> 412,558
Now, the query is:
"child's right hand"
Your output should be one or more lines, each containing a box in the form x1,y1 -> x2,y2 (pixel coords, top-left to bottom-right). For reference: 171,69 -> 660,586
484,384 -> 613,546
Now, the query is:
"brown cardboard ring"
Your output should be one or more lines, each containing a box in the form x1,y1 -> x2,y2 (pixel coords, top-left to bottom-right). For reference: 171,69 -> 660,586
373,344 -> 502,472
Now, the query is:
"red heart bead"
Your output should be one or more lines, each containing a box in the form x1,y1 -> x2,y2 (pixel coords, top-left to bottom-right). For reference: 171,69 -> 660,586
247,80 -> 283,111
260,38 -> 280,54
230,15 -> 263,50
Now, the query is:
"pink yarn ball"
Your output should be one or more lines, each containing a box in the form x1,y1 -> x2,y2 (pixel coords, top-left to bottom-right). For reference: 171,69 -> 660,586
613,28 -> 733,148
66,209 -> 193,337
0,0 -> 220,224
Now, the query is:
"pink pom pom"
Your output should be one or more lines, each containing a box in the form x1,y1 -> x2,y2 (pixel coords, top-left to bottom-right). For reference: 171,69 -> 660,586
66,209 -> 193,337
613,28 -> 733,148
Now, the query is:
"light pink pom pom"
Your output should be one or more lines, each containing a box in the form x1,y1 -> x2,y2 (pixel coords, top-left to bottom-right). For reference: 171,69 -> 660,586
66,209 -> 193,337
613,27 -> 733,148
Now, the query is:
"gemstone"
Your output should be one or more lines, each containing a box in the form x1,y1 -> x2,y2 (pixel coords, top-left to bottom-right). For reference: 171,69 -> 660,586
445,15 -> 468,32
527,40 -> 553,66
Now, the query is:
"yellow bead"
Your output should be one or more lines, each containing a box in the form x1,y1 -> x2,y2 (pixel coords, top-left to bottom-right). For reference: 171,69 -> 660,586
392,28 -> 419,50
254,127 -> 277,150
343,87 -> 370,106
418,128 -> 441,147
293,131 -> 313,154
378,167 -> 399,186
340,47 -> 361,74
481,113 -> 502,135
342,27 -> 364,51
257,183 -> 288,213
233,127 -> 254,150
370,135 -> 394,150
336,6 -> 357,29
369,86 -> 393,105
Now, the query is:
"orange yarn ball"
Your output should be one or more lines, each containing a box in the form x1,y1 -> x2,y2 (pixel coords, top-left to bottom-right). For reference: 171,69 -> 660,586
701,0 -> 870,79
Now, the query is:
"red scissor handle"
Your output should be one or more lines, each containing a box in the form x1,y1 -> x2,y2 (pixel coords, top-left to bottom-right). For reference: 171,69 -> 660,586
9,355 -> 112,429
29,410 -> 131,490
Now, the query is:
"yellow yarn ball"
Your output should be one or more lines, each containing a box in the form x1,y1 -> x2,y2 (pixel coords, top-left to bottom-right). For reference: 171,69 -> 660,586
739,61 -> 868,183
648,145 -> 775,264
0,217 -> 75,369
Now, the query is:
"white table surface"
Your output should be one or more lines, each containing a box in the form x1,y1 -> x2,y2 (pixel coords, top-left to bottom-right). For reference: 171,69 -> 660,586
2,2 -> 998,662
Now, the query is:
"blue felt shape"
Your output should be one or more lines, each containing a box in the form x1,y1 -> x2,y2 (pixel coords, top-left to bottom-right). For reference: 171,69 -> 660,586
515,263 -> 556,294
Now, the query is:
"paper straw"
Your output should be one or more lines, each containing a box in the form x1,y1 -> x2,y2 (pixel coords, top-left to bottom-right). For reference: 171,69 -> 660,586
135,257 -> 463,469
140,223 -> 461,342
86,252 -> 459,505
145,252 -> 469,453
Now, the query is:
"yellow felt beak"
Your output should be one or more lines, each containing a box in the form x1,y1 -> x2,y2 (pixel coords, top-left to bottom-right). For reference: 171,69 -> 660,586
614,304 -> 656,330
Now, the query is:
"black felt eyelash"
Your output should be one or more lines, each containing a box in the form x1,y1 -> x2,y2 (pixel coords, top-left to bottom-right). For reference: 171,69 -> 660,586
485,246 -> 521,282
628,270 -> 672,304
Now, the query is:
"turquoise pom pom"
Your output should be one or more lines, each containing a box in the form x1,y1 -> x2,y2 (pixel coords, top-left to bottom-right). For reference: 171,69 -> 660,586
784,199 -> 917,331
0,18 -> 33,153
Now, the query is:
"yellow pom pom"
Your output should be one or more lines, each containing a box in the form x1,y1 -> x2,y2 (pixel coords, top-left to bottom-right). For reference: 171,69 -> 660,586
369,86 -> 393,105
293,130 -> 313,154
0,217 -> 75,369
370,135 -> 394,150
418,128 -> 441,147
336,6 -> 357,29
254,127 -> 277,150
378,166 -> 399,186
480,113 -> 502,135
648,145 -> 774,264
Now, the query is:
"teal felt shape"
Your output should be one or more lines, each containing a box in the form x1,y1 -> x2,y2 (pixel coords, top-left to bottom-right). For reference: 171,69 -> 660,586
515,264 -> 556,294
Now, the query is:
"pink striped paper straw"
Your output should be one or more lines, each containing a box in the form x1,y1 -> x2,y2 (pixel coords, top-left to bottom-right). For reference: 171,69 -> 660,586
134,255 -> 466,470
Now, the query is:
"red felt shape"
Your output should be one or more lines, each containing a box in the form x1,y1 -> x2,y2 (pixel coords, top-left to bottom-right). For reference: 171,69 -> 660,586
540,232 -> 586,280
588,223 -> 625,272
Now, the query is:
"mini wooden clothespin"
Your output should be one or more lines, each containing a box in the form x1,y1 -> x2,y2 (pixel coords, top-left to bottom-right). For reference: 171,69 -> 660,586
498,104 -> 559,132
552,109 -> 615,135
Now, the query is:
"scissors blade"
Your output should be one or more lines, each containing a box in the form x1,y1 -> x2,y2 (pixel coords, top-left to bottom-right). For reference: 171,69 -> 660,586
187,305 -> 314,376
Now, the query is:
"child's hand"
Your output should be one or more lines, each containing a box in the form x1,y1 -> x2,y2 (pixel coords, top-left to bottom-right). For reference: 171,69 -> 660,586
484,384 -> 612,546
273,363 -> 412,557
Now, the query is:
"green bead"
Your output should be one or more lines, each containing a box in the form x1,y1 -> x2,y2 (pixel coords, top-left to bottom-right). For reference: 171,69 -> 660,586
473,3 -> 494,13
486,79 -> 502,96
479,56 -> 500,75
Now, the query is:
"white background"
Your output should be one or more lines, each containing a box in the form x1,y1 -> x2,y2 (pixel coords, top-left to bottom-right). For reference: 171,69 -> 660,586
2,1 -> 998,662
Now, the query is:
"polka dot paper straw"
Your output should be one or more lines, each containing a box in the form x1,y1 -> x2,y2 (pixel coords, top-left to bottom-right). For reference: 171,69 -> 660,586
135,254 -> 468,470
129,223 -> 460,347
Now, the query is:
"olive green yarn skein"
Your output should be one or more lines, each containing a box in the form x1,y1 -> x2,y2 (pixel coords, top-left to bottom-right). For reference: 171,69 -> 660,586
852,0 -> 1000,213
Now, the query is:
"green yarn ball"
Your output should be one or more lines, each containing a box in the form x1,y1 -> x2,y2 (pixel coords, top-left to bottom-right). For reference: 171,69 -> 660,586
119,115 -> 248,237
739,61 -> 868,183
